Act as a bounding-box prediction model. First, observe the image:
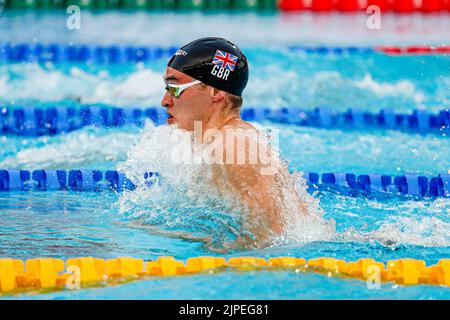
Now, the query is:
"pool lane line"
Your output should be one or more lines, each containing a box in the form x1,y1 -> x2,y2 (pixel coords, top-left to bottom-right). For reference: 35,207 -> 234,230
1,43 -> 449,64
0,169 -> 449,198
1,256 -> 449,295
1,106 -> 449,136
2,0 -> 450,13
281,0 -> 450,13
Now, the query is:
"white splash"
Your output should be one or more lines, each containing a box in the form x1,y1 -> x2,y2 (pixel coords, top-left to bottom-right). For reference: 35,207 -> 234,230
339,198 -> 450,248
88,68 -> 164,105
117,124 -> 336,249
355,74 -> 425,104
0,64 -> 165,106
0,128 -> 140,170
369,216 -> 450,247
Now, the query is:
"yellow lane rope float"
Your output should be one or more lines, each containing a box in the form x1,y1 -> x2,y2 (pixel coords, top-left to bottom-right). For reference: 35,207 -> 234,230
0,256 -> 449,295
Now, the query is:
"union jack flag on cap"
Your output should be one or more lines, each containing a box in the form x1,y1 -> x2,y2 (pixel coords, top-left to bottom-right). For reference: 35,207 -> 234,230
212,50 -> 238,72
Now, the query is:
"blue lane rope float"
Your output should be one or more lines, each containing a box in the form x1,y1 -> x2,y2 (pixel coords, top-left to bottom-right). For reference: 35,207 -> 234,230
0,43 -> 179,64
0,169 -> 449,199
289,46 -> 374,55
0,44 -> 372,64
1,106 -> 449,136
1,44 -> 449,64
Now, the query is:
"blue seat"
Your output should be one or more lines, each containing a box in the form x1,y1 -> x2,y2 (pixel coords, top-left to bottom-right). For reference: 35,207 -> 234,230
68,170 -> 103,191
32,170 -> 67,190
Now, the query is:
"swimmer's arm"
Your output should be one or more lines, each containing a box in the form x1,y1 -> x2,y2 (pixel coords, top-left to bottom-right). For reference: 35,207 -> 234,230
222,162 -> 285,244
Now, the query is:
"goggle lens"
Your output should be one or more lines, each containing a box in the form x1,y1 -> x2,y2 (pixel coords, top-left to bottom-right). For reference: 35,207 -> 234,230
165,84 -> 180,98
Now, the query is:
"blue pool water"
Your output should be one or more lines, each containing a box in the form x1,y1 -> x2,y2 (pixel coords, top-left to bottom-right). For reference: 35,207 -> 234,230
0,11 -> 450,299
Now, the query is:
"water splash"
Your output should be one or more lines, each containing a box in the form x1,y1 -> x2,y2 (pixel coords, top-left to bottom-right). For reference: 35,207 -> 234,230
0,126 -> 141,170
117,124 -> 335,251
337,199 -> 450,248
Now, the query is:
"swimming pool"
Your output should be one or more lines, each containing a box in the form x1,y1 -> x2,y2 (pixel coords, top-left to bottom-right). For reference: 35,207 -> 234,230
0,11 -> 450,299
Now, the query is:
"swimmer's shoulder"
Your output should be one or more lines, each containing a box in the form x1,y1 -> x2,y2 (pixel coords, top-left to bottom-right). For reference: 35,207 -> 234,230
221,118 -> 256,132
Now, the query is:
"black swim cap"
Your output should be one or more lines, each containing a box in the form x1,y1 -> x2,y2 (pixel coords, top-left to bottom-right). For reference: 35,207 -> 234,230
167,37 -> 249,96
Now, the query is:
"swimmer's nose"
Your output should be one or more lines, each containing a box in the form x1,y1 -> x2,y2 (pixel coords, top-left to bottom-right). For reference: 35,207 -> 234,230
161,91 -> 173,109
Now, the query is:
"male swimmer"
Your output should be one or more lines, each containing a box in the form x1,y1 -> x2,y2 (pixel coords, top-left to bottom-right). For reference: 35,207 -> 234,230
161,37 -> 307,247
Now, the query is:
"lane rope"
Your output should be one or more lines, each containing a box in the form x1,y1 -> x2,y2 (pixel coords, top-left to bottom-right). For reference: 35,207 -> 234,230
280,0 -> 450,13
3,0 -> 450,13
0,256 -> 449,295
1,106 -> 449,136
1,43 -> 449,64
0,169 -> 449,198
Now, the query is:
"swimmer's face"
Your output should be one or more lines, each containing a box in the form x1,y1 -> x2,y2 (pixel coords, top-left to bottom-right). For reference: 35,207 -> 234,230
161,67 -> 212,131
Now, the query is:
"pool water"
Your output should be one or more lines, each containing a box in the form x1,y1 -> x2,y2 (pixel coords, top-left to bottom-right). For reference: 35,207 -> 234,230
0,11 -> 450,299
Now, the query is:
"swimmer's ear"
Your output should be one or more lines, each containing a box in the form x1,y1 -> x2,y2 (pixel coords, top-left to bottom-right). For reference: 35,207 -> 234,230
211,88 -> 226,103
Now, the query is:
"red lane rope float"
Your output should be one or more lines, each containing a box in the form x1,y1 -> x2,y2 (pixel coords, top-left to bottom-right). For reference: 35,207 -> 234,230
278,0 -> 450,13
376,45 -> 450,55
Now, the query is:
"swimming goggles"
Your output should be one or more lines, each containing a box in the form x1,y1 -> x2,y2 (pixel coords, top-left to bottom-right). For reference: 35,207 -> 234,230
164,79 -> 202,98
